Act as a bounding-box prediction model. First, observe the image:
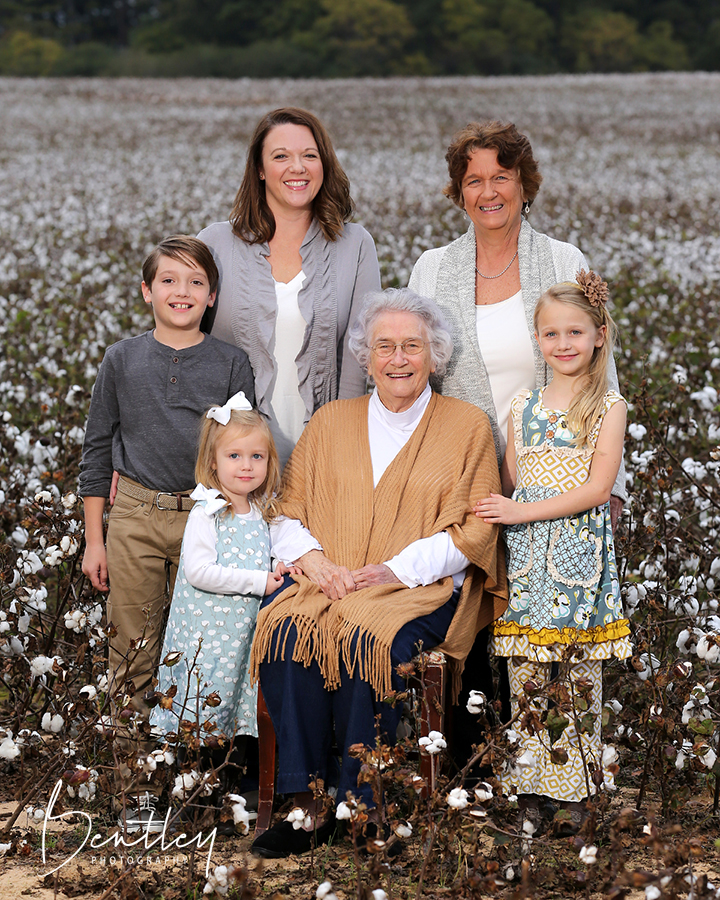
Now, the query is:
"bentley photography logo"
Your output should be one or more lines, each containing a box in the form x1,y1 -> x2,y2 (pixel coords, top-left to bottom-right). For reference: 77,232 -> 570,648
40,781 -> 218,877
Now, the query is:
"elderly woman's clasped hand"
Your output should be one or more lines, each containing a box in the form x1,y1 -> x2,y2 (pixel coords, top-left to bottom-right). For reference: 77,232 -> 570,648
294,550 -> 403,599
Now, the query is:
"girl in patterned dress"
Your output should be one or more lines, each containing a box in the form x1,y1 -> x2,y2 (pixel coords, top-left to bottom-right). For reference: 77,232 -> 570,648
153,392 -> 289,808
475,271 -> 630,833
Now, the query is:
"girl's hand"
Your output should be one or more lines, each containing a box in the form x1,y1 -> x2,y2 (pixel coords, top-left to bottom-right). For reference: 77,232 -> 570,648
274,561 -> 301,577
350,564 -> 402,591
264,570 -> 285,595
473,493 -> 524,525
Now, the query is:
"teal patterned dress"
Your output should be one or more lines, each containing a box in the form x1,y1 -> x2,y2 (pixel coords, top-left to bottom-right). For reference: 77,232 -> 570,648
153,498 -> 270,737
492,388 -> 631,661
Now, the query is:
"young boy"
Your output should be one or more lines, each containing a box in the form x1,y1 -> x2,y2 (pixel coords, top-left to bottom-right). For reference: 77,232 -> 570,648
79,235 -> 255,832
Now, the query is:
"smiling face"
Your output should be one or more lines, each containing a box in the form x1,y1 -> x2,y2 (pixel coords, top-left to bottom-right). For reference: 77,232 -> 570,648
212,426 -> 269,514
367,310 -> 435,413
259,122 -> 324,217
461,147 -> 525,237
535,300 -> 606,380
142,254 -> 215,347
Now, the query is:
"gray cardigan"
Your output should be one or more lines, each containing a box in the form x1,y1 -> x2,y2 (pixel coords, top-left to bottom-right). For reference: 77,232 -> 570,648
409,219 -> 627,501
199,219 -> 381,425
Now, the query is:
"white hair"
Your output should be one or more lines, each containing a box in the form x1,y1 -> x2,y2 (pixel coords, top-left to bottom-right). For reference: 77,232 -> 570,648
348,288 -> 453,375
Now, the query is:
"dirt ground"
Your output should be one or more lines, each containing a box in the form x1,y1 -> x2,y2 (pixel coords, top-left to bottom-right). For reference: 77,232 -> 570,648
0,789 -> 718,900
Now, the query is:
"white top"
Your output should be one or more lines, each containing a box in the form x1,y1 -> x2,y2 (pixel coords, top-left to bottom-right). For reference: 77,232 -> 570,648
182,504 -> 271,597
268,271 -> 307,468
475,290 -> 535,457
272,384 -> 469,589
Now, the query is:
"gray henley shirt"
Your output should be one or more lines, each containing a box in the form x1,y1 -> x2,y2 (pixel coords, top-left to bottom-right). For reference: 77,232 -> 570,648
78,331 -> 255,497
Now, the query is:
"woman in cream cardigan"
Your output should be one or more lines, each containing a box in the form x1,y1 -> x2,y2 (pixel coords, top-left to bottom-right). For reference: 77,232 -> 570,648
200,107 -> 381,467
409,120 -> 626,763
249,288 -> 507,858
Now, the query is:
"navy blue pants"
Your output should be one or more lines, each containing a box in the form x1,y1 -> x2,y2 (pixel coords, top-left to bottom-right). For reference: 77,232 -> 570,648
259,578 -> 459,805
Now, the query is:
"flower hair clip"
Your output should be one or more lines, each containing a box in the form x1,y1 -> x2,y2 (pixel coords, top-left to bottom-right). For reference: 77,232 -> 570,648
206,391 -> 252,425
575,269 -> 609,308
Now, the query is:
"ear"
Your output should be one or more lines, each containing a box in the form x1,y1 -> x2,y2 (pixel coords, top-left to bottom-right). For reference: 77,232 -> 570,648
595,324 -> 607,348
141,281 -> 152,305
207,291 -> 217,308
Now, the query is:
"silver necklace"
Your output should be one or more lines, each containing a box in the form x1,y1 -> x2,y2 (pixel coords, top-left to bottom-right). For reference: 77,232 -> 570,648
475,248 -> 518,279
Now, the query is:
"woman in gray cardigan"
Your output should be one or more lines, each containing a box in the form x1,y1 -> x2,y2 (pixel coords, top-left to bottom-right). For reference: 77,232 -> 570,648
409,120 -> 626,767
201,107 -> 381,466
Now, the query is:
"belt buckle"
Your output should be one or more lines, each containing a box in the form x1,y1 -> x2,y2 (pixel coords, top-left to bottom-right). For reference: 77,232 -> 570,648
155,492 -> 176,511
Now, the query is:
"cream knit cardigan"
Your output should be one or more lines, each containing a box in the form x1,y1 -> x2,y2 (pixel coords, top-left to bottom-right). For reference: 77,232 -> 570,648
251,392 -> 508,698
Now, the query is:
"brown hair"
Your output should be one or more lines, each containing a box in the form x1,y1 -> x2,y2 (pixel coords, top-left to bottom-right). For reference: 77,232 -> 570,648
443,120 -> 542,211
229,107 -> 354,244
195,409 -> 282,524
534,282 -> 618,448
142,235 -> 219,294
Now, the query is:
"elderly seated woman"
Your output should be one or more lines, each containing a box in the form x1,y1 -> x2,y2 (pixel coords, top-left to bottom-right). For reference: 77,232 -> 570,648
250,287 -> 507,858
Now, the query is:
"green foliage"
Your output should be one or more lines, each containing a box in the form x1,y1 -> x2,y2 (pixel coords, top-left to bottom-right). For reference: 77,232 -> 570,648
292,0 -> 416,76
0,0 -> 712,76
0,30 -> 64,75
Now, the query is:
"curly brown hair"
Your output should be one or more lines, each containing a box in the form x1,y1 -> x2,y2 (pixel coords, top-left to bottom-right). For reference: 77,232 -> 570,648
443,120 -> 542,211
229,107 -> 354,244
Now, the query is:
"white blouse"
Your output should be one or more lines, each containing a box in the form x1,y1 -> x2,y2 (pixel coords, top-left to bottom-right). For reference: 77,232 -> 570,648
268,270 -> 307,468
272,384 -> 469,589
475,290 -> 535,457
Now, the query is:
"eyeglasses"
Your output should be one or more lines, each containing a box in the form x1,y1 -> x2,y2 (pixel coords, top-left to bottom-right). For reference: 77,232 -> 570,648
371,340 -> 427,358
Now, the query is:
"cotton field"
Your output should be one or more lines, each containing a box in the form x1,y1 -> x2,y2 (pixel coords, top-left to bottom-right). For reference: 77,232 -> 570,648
0,74 -> 719,898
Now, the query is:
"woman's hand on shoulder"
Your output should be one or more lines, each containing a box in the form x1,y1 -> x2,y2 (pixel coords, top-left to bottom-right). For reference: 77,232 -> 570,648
350,564 -> 403,591
473,493 -> 523,525
294,549 -> 356,601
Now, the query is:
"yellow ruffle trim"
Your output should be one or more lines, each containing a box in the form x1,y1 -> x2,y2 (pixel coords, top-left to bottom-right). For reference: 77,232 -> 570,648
491,618 -> 630,646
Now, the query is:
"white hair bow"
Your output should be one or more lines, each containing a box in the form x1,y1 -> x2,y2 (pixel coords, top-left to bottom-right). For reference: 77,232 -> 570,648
190,483 -> 229,515
206,391 -> 252,426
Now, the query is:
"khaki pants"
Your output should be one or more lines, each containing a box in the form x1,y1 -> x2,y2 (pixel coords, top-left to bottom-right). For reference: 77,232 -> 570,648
105,482 -> 190,797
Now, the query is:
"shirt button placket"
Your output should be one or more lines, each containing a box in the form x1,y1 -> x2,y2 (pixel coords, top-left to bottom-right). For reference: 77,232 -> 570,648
169,356 -> 180,396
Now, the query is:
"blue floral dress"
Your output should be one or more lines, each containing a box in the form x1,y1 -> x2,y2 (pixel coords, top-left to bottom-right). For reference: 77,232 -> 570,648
153,499 -> 270,738
491,388 -> 631,661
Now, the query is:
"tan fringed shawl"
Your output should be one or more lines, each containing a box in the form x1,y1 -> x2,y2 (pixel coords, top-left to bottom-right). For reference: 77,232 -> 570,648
251,392 -> 508,698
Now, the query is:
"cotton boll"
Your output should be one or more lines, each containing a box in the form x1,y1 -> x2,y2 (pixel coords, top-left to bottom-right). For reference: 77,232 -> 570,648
447,787 -> 469,809
41,713 -> 64,733
579,844 -> 598,865
696,634 -> 720,663
466,689 -> 486,714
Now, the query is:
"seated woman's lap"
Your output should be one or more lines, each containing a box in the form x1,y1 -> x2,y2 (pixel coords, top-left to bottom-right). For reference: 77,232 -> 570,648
258,581 -> 459,802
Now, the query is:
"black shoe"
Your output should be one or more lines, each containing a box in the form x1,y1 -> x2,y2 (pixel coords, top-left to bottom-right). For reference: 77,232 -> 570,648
251,817 -> 337,858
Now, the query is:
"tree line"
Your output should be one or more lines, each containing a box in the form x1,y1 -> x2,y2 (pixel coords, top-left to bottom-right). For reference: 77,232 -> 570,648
1,0 -> 718,77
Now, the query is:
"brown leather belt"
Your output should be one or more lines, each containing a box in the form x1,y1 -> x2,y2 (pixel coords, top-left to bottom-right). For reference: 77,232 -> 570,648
117,476 -> 195,512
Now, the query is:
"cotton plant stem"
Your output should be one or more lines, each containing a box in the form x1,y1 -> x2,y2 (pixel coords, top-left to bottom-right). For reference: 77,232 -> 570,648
1,689 -> 115,835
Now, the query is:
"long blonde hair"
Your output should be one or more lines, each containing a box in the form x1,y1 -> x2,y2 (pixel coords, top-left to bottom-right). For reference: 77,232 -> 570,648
534,282 -> 618,448
195,410 -> 282,523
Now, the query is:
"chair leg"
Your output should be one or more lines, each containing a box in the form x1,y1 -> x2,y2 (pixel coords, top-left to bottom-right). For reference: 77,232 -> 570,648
256,685 -> 275,836
418,659 -> 446,794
